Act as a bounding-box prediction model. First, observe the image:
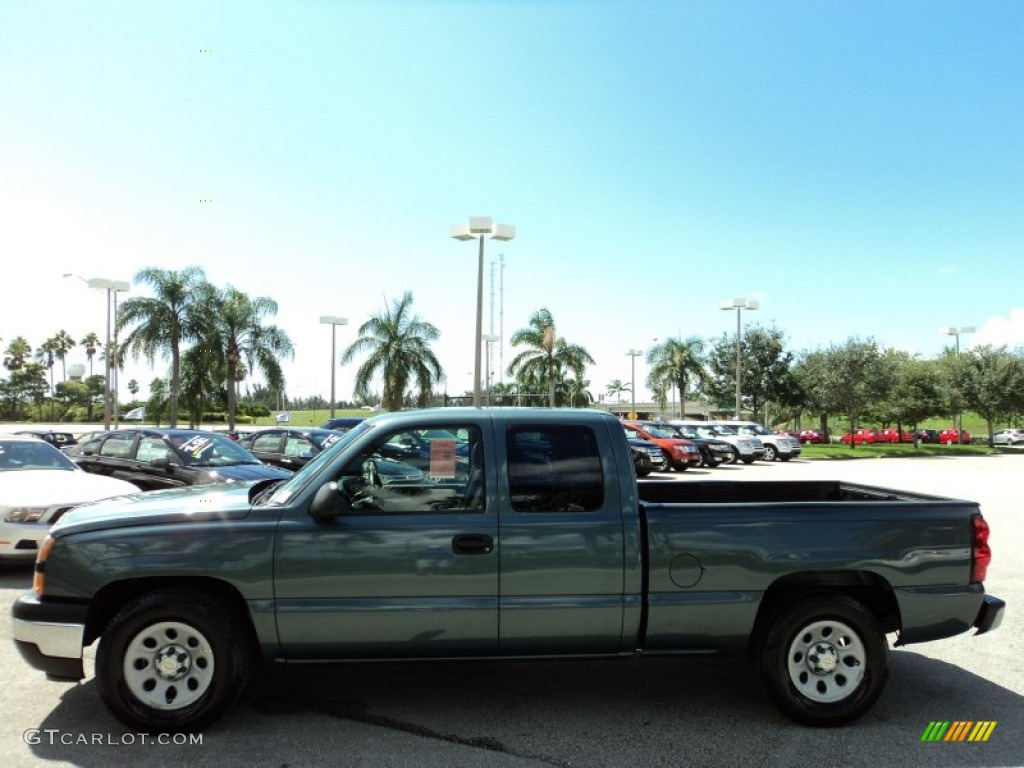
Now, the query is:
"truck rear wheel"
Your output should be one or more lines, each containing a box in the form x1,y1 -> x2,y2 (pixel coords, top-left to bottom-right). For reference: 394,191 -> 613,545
759,594 -> 888,726
96,589 -> 252,733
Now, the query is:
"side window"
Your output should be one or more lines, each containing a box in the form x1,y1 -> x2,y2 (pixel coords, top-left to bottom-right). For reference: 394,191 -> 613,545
338,425 -> 484,514
99,433 -> 134,459
252,432 -> 282,453
284,436 -> 312,457
507,425 -> 604,513
137,436 -> 171,463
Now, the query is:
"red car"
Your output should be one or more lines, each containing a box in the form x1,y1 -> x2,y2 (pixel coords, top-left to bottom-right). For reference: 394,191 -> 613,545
840,429 -> 881,445
798,429 -> 827,444
938,429 -> 972,445
622,421 -> 702,471
880,429 -> 914,443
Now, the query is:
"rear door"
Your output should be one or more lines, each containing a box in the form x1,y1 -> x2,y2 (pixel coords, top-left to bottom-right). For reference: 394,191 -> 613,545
498,421 -> 630,654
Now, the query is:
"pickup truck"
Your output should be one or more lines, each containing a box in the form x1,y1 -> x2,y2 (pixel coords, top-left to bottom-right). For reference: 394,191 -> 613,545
12,408 -> 1004,733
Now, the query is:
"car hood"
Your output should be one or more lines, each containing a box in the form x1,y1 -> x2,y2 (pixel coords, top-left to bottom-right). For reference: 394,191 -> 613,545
0,469 -> 137,507
51,483 -> 257,537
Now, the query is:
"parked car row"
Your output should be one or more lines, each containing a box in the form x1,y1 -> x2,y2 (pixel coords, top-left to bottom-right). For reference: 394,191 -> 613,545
781,426 -> 1021,446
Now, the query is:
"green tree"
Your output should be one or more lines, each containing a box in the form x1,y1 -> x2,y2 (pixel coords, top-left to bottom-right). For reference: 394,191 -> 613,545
875,352 -> 942,439
605,379 -> 630,403
507,308 -> 595,407
646,336 -> 705,419
958,346 -> 1024,446
706,325 -> 796,423
52,330 -> 76,381
35,337 -> 58,394
341,291 -> 444,412
811,338 -> 891,449
3,336 -> 32,372
147,378 -> 169,427
80,332 -> 101,376
118,266 -> 210,427
198,286 -> 294,430
561,377 -> 593,408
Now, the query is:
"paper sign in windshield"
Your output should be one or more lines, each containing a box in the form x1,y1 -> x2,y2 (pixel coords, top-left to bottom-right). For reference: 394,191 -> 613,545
429,439 -> 457,478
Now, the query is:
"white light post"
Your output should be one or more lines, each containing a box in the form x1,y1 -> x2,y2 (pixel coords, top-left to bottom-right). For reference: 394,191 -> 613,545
720,298 -> 759,418
83,277 -> 131,430
627,349 -> 643,419
482,333 -> 498,405
320,316 -> 348,419
451,217 -> 515,408
944,325 -> 976,441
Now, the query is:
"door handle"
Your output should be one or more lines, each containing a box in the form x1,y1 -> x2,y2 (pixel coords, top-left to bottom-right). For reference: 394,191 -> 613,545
452,534 -> 494,555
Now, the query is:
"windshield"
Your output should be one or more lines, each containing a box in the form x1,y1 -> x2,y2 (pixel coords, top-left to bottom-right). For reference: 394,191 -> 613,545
263,421 -> 371,505
0,440 -> 78,471
173,433 -> 261,467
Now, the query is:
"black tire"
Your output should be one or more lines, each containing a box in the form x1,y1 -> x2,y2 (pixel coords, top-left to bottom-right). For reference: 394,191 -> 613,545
729,447 -> 740,465
759,594 -> 889,727
763,445 -> 778,462
673,461 -> 689,472
779,455 -> 793,462
96,589 -> 252,733
636,468 -> 651,477
741,457 -> 756,464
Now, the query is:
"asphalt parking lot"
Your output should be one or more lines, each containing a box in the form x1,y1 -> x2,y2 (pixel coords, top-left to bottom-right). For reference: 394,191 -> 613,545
1,454 -> 1021,767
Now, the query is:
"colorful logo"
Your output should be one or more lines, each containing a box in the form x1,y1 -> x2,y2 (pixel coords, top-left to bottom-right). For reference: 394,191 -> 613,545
921,721 -> 997,742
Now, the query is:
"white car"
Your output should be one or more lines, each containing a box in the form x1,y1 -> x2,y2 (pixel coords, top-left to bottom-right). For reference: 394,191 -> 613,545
993,428 -> 1024,446
0,435 -> 138,561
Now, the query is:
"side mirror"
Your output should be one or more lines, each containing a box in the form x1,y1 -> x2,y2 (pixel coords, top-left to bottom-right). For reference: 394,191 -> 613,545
152,457 -> 174,473
310,481 -> 350,519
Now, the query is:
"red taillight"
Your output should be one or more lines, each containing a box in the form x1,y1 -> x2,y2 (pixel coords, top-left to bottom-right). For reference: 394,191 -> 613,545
971,515 -> 991,584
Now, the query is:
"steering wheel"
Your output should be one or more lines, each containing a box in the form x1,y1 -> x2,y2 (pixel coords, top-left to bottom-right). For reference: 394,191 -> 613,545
362,459 -> 382,488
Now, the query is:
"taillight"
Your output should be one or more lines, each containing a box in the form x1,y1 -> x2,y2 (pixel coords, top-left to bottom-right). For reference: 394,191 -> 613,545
971,515 -> 991,584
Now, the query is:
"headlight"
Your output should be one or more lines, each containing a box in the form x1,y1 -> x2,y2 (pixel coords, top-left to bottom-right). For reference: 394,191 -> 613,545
4,507 -> 47,523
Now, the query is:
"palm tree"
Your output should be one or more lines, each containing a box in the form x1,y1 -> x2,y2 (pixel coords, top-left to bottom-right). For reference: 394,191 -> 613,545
80,332 -> 101,376
562,377 -> 593,408
52,330 -> 76,381
606,379 -> 630,403
646,336 -> 706,418
199,286 -> 294,430
3,336 -> 32,372
507,308 -> 595,407
118,266 -> 210,427
35,337 -> 59,394
341,291 -> 444,412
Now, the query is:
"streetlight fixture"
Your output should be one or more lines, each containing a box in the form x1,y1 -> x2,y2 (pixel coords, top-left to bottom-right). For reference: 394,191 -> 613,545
720,298 -> 759,418
627,349 -> 643,419
944,325 -> 976,441
451,217 -> 515,407
320,316 -> 348,419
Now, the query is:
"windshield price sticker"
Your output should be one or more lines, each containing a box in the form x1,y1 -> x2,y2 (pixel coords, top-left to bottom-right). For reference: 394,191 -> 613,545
429,439 -> 457,479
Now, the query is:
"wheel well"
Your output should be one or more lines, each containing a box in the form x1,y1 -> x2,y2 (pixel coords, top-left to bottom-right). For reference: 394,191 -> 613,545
84,577 -> 258,652
749,571 -> 901,654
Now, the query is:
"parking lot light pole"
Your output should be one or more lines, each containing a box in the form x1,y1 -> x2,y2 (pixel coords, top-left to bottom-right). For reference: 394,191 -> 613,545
627,349 -> 643,419
451,218 -> 515,408
482,334 -> 498,405
320,316 -> 348,419
67,276 -> 130,430
944,325 -> 976,441
720,298 -> 759,418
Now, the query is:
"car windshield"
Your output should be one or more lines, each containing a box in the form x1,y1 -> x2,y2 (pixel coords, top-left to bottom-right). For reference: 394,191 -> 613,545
0,440 -> 78,471
171,433 -> 261,467
262,421 -> 372,505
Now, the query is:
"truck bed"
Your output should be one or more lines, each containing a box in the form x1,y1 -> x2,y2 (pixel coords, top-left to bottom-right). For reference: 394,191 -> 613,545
637,479 -> 957,504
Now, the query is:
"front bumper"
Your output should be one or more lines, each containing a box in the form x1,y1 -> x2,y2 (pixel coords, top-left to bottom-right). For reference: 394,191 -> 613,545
973,594 -> 1006,635
11,592 -> 87,680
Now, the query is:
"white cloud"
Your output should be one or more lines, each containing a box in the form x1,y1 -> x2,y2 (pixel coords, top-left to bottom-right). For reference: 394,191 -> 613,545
970,309 -> 1024,350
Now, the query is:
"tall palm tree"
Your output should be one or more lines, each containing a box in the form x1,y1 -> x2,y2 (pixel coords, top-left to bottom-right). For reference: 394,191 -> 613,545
52,330 -> 76,381
198,286 -> 294,430
341,291 -> 444,412
646,336 -> 706,418
35,337 -> 59,394
118,266 -> 209,427
80,332 -> 101,376
507,308 -> 594,407
606,379 -> 630,403
3,336 -> 32,372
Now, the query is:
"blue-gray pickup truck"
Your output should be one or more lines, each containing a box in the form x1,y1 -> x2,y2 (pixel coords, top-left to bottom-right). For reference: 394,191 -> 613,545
12,409 -> 1004,732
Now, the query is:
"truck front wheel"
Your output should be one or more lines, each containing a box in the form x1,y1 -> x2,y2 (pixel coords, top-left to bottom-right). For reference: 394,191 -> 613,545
96,590 -> 252,733
763,445 -> 778,462
759,594 -> 888,726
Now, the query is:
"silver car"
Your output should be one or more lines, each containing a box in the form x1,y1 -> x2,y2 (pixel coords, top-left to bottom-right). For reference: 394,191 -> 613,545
993,428 -> 1024,446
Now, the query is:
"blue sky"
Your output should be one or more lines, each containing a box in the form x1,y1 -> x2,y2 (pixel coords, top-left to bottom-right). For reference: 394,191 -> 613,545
2,1 -> 1021,404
